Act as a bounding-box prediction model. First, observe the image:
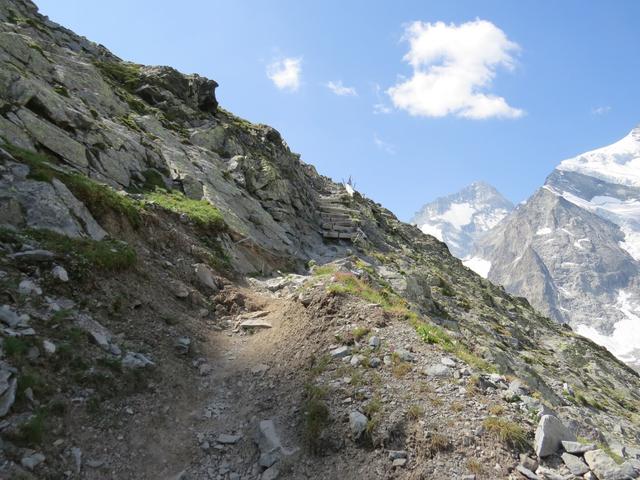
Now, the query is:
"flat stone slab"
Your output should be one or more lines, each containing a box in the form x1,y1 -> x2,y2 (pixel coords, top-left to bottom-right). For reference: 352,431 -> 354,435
561,452 -> 590,476
216,433 -> 241,444
562,440 -> 596,454
516,465 -> 539,480
237,310 -> 269,320
330,346 -> 351,358
239,319 -> 272,329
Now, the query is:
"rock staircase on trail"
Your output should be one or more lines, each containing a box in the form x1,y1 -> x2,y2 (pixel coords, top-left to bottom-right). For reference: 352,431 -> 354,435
318,187 -> 359,240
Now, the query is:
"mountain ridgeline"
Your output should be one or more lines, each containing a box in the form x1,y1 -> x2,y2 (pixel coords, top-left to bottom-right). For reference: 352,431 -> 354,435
473,127 -> 640,370
0,1 -> 639,478
411,181 -> 513,260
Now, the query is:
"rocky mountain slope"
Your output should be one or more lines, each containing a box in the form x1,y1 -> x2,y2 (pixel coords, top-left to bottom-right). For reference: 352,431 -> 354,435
0,1 -> 639,479
474,126 -> 640,370
411,181 -> 513,264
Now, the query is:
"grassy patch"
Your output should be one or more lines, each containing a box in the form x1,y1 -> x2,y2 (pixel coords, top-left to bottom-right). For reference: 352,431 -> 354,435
53,84 -> 70,97
145,189 -> 226,233
407,403 -> 425,419
351,326 -> 370,341
466,458 -> 484,476
309,354 -> 332,377
327,272 -> 415,319
601,445 -> 625,465
303,384 -> 330,454
483,416 -> 528,450
3,337 -> 29,359
391,356 -> 412,378
141,169 -> 166,191
415,322 -> 495,373
94,61 -> 142,92
363,396 -> 382,418
416,323 -> 453,347
29,229 -> 136,271
437,277 -> 456,297
3,143 -> 142,228
419,432 -> 451,457
488,404 -> 505,415
12,410 -> 47,446
17,370 -> 54,405
118,113 -> 144,134
312,264 -> 337,276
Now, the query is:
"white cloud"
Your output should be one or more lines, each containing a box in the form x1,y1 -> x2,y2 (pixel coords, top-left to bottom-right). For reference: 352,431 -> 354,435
372,83 -> 392,114
591,106 -> 611,115
373,103 -> 392,114
326,80 -> 357,96
387,20 -> 523,119
373,134 -> 396,155
267,57 -> 302,92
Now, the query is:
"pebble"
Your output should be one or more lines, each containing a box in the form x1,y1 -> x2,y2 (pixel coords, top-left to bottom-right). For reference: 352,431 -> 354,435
18,279 -> 42,296
52,265 -> 69,282
217,433 -> 241,444
43,340 -> 57,355
21,452 -> 45,470
330,346 -> 351,358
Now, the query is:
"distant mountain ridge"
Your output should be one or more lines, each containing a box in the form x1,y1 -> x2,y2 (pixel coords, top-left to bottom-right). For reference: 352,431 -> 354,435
473,125 -> 640,369
410,181 -> 513,261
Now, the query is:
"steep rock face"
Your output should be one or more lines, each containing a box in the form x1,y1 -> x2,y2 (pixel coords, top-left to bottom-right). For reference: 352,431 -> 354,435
476,127 -> 640,368
0,0 -> 353,275
411,181 -> 513,260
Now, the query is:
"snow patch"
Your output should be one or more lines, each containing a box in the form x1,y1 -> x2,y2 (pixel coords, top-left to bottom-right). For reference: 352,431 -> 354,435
557,128 -> 640,187
436,202 -> 476,229
420,223 -> 443,242
620,227 -> 640,261
463,257 -> 491,278
576,290 -> 640,365
573,238 -> 589,249
536,227 -> 552,236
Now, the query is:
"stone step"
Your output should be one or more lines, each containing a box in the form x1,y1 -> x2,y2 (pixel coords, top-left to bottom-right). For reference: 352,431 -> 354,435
321,218 -> 355,226
320,217 -> 359,226
322,223 -> 356,232
318,203 -> 351,211
319,206 -> 358,215
319,195 -> 347,202
323,231 -> 356,239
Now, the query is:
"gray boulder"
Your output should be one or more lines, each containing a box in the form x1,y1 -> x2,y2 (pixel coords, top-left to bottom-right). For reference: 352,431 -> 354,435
584,449 -> 631,480
349,411 -> 368,440
257,419 -> 282,454
534,415 -> 576,457
561,452 -> 589,476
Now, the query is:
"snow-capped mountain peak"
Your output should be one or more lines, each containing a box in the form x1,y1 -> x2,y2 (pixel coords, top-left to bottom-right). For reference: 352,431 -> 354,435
556,124 -> 640,187
411,181 -> 513,259
474,123 -> 640,369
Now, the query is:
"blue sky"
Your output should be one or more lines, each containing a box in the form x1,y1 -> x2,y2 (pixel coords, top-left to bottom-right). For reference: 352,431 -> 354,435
36,0 -> 640,220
